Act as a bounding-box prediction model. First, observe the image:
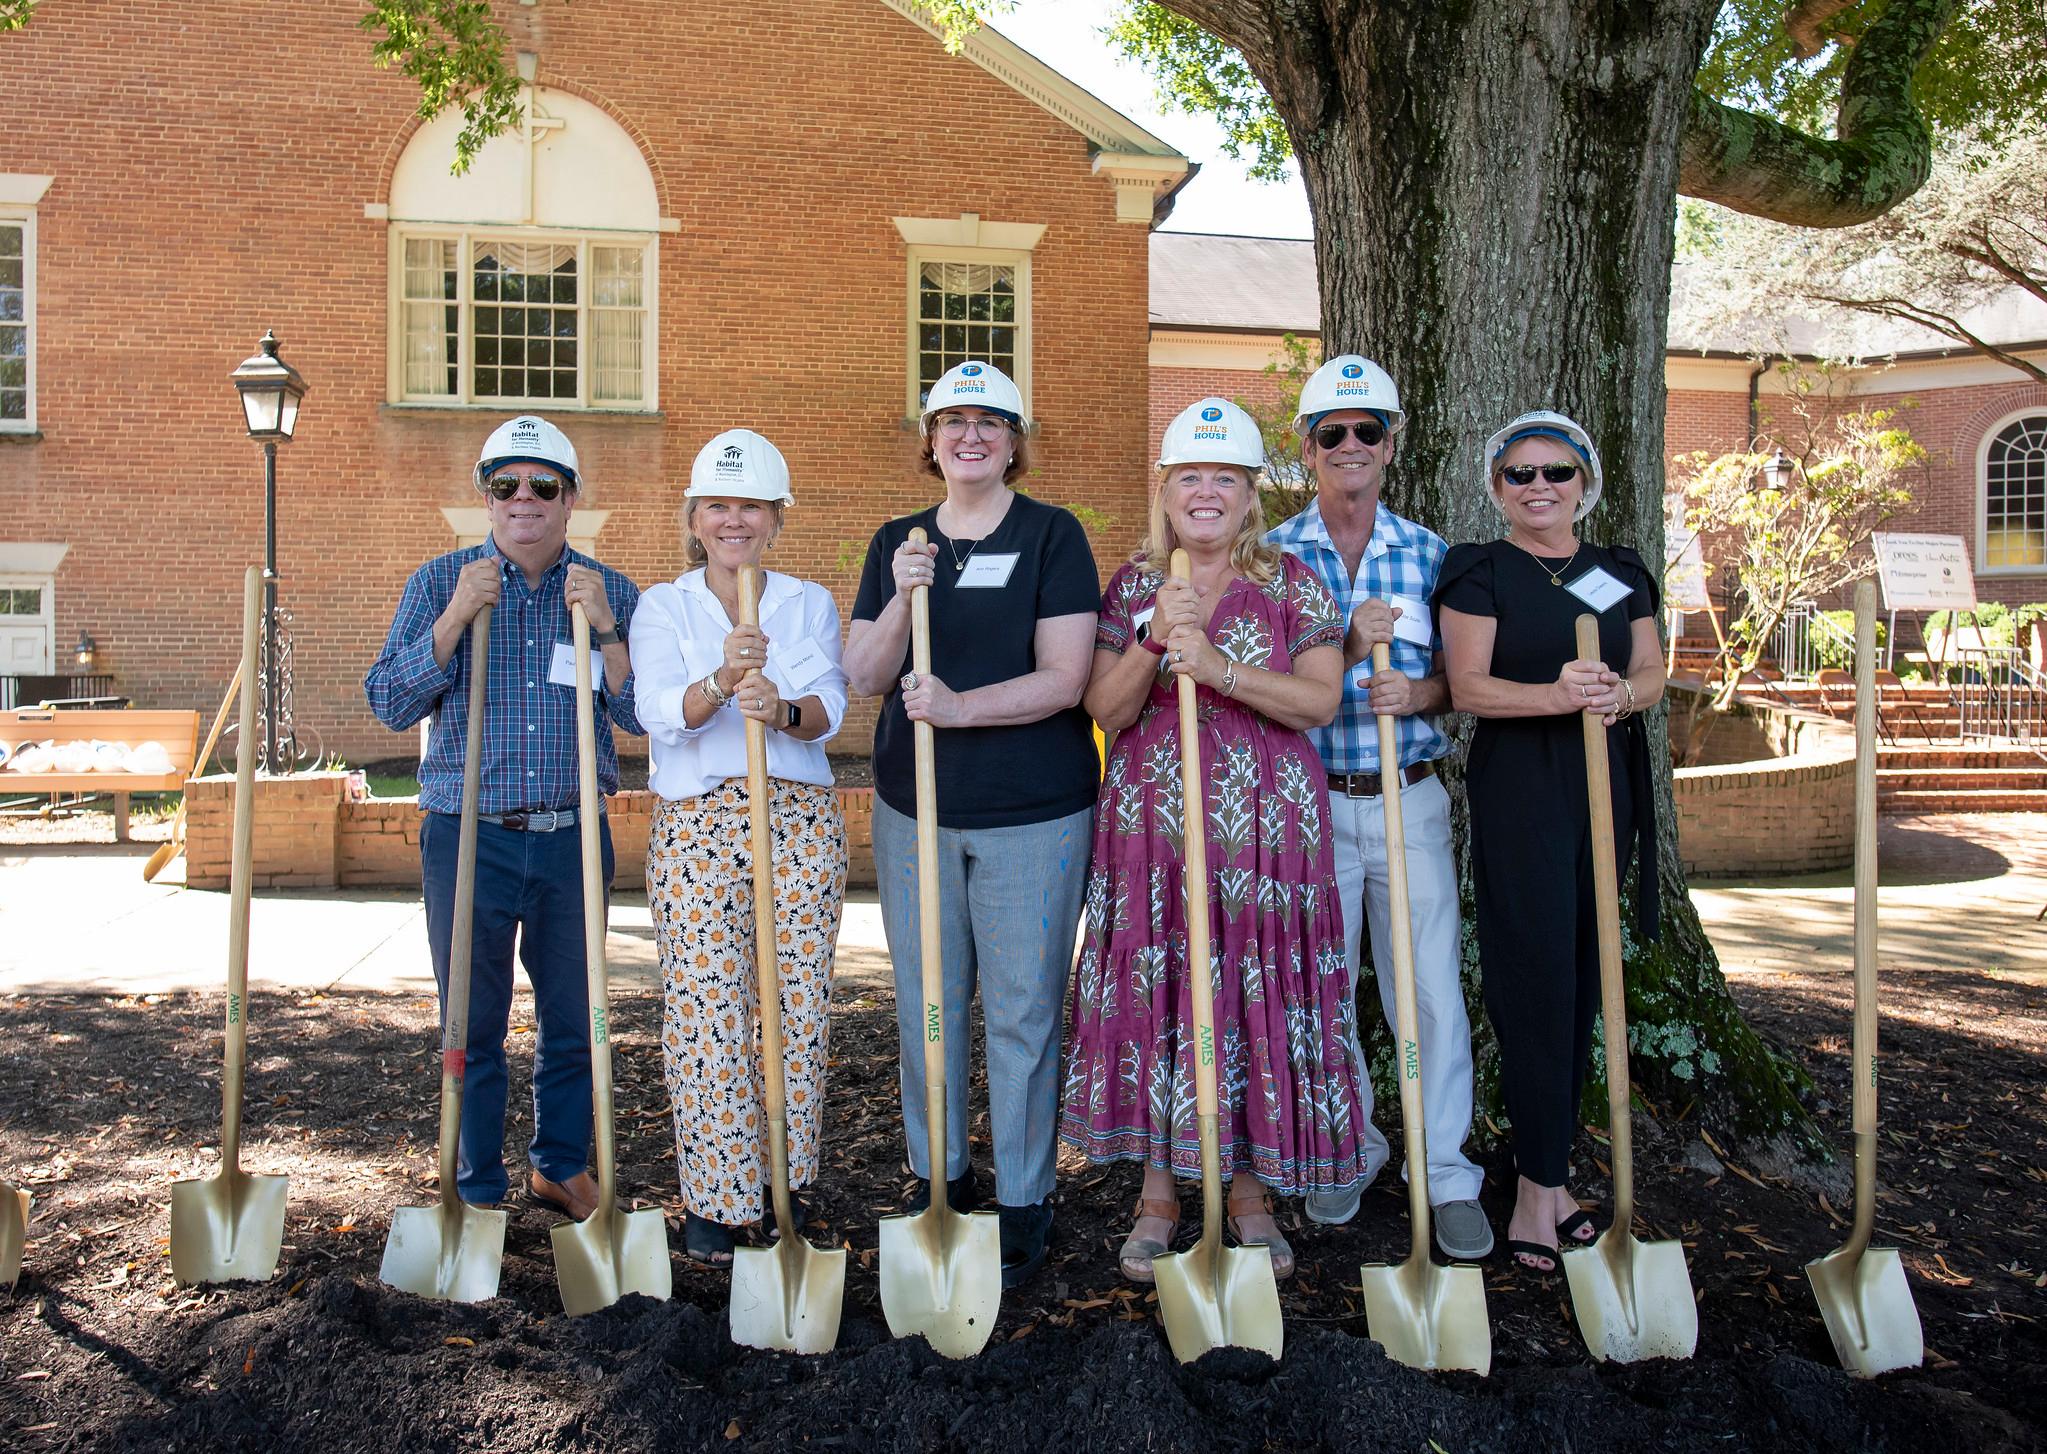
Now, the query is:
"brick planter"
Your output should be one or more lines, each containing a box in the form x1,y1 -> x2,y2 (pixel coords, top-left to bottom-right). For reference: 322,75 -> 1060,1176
1673,710 -> 1856,878
190,779 -> 878,892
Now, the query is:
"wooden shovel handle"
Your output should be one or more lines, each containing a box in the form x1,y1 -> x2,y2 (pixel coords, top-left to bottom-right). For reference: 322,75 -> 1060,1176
437,607 -> 489,1210
1848,579 -> 1880,1254
1371,641 -> 1433,1259
221,566 -> 262,1171
571,603 -> 618,1211
907,528 -> 952,1214
1576,614 -> 1634,1230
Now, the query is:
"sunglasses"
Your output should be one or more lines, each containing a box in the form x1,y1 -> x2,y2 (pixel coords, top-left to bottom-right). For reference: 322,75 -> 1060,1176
1499,462 -> 1582,487
1312,419 -> 1387,450
484,473 -> 569,501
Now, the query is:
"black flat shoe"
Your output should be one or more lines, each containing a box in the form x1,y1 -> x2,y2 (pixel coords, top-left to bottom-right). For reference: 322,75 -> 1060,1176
764,1193 -> 812,1242
998,1200 -> 1054,1289
905,1167 -> 981,1215
685,1211 -> 737,1267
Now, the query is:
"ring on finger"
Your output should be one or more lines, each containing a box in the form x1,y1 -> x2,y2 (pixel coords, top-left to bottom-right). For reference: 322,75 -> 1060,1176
900,672 -> 919,692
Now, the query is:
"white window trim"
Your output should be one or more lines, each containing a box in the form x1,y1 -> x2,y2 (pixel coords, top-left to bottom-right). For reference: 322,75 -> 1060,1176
0,201 -> 40,435
385,224 -> 659,412
1975,404 -> 2047,577
0,572 -> 56,674
901,242 -> 1034,425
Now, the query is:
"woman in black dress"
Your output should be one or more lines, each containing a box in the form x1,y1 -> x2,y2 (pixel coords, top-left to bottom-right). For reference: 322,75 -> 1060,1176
1432,410 -> 1665,1276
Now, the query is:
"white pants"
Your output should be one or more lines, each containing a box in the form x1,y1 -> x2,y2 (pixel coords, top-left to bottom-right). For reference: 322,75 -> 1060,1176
1327,772 -> 1483,1204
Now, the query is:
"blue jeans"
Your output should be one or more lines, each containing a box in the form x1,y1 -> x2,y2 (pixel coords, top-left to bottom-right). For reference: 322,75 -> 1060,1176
421,812 -> 614,1204
873,799 -> 1091,1207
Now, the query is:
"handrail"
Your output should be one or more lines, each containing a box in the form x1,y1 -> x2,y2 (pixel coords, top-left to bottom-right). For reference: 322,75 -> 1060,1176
1952,645 -> 2047,761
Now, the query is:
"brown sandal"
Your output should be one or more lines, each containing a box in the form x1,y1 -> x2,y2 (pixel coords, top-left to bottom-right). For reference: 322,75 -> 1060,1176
1226,1187 -> 1295,1280
1118,1196 -> 1181,1284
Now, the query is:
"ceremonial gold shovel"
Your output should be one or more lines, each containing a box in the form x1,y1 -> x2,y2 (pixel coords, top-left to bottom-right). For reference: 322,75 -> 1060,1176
1561,614 -> 1697,1362
878,527 -> 1003,1358
380,608 -> 508,1302
1358,641 -> 1490,1374
170,567 -> 289,1284
729,566 -> 846,1354
1151,548 -> 1284,1365
552,602 -> 672,1316
1804,580 -> 1922,1377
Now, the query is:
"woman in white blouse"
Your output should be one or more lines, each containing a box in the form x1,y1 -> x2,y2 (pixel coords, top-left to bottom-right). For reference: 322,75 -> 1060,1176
630,429 -> 850,1267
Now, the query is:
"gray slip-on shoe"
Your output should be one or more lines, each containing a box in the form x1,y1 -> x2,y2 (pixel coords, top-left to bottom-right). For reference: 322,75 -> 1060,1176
1433,1198 -> 1495,1260
1304,1181 -> 1364,1226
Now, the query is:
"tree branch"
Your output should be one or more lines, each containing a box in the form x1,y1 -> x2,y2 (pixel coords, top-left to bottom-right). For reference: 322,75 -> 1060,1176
1681,0 -> 1961,227
1153,0 -> 1277,74
1784,0 -> 1861,59
1807,290 -> 2047,380
1945,233 -> 2047,308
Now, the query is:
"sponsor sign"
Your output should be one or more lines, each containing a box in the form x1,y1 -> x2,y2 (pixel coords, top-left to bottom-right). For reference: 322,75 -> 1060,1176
1872,532 -> 1977,610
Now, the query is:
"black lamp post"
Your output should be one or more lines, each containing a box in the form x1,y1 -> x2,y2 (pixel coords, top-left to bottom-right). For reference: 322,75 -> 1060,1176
229,331 -> 308,774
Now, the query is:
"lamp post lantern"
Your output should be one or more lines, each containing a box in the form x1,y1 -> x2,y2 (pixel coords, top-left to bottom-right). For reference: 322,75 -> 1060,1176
1762,447 -> 1797,492
229,331 -> 308,774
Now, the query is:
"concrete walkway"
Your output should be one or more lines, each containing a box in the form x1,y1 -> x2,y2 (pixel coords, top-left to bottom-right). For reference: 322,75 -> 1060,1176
4,813 -> 2045,995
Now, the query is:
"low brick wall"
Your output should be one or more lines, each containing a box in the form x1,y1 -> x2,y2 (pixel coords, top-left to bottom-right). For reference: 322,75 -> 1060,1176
188,778 -> 877,892
1673,708 -> 1856,878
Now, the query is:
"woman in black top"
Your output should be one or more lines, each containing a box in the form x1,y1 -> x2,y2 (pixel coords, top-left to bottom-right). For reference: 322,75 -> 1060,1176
843,360 -> 1100,1288
1433,410 -> 1665,1277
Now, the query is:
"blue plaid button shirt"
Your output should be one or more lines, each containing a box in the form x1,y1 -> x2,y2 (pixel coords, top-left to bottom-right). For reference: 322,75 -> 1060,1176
1267,498 -> 1450,773
364,537 -> 643,814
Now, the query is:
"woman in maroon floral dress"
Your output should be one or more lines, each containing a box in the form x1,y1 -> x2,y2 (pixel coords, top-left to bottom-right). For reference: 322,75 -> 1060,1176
1059,397 -> 1367,1284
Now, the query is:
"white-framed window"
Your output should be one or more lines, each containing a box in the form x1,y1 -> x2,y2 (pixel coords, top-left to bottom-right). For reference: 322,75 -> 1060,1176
0,575 -> 55,676
0,209 -> 35,431
392,230 -> 652,408
908,249 -> 1029,414
1981,410 -> 2047,572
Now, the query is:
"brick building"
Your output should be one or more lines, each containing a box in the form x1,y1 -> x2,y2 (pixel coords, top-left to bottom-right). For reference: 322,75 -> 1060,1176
0,1 -> 1188,759
1149,232 -> 2047,610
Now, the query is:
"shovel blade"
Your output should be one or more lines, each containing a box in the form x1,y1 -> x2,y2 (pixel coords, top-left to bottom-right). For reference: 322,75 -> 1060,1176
1805,1245 -> 1922,1377
0,1182 -> 27,1291
1360,1256 -> 1491,1375
1153,1241 -> 1284,1365
551,1206 -> 672,1317
730,1236 -> 847,1355
1563,1230 -> 1698,1364
878,1207 -> 1002,1359
169,1169 -> 288,1285
380,1200 -> 508,1304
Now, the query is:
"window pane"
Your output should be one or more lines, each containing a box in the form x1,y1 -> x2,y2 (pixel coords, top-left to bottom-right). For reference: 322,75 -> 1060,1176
914,258 -> 1020,404
0,222 -> 19,259
1987,416 -> 2047,567
590,246 -> 646,403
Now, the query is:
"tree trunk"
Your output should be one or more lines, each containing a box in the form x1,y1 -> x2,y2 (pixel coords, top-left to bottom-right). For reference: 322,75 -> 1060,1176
1267,1 -> 1822,1153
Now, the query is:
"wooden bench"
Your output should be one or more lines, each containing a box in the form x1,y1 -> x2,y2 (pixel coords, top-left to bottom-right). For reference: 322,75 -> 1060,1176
0,708 -> 202,841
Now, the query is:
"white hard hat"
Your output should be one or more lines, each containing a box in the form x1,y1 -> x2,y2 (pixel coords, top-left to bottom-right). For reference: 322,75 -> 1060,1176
1482,410 -> 1604,519
920,360 -> 1025,431
474,414 -> 580,493
685,429 -> 794,504
1158,397 -> 1266,471
1294,355 -> 1404,434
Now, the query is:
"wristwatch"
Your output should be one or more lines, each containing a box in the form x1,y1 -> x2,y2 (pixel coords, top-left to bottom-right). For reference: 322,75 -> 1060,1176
782,701 -> 803,731
589,624 -> 623,647
1136,618 -> 1168,656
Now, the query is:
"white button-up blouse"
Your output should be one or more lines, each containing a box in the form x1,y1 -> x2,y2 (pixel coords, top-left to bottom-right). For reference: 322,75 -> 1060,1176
629,568 -> 848,801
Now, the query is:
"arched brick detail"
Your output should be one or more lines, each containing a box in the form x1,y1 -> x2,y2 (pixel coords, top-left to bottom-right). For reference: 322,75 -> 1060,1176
1957,383 -> 2047,456
370,76 -> 673,219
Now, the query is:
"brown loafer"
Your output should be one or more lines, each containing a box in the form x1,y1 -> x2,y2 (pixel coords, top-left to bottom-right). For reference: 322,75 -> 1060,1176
529,1169 -> 600,1221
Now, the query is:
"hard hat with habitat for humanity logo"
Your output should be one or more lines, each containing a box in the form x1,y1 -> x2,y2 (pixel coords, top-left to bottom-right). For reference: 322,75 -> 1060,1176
1158,397 -> 1266,471
686,429 -> 794,504
919,360 -> 1025,431
1293,355 -> 1405,434
474,414 -> 581,493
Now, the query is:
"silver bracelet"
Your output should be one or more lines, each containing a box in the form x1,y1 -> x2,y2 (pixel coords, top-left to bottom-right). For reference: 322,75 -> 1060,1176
1615,677 -> 1636,720
1220,660 -> 1239,697
700,672 -> 731,708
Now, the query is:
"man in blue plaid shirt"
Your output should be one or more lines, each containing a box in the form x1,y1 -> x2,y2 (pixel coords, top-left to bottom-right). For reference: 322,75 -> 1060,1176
1266,357 -> 1490,1261
365,414 -> 642,1221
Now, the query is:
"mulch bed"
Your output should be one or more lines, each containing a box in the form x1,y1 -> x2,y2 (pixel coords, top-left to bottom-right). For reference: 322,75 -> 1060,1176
0,963 -> 2041,1452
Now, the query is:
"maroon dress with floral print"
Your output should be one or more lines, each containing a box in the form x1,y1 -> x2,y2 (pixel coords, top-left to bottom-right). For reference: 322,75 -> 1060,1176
1058,553 -> 1368,1195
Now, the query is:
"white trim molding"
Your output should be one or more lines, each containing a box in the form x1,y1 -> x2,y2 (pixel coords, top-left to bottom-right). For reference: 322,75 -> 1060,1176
1975,405 -> 2047,577
0,543 -> 69,574
1092,152 -> 1191,225
438,507 -> 611,553
892,214 -> 1046,251
0,175 -> 53,207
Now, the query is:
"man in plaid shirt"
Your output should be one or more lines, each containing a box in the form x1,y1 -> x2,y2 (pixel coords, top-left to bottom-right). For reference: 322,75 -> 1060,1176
1266,357 -> 1490,1261
365,415 -> 642,1221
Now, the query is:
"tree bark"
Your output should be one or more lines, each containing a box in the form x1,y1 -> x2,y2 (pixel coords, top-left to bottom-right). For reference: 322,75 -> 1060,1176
1174,0 -> 1823,1153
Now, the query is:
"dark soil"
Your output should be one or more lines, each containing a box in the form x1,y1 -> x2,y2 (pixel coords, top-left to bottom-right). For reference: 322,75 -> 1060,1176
0,963 -> 2041,1452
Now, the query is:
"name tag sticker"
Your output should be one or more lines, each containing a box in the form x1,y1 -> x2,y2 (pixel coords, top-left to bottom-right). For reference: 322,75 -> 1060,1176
956,552 -> 1020,589
548,641 -> 579,687
774,638 -> 830,690
1565,566 -> 1631,613
1389,593 -> 1434,648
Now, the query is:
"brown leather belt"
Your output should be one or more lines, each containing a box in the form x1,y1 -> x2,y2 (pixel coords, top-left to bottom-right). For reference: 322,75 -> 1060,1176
1326,761 -> 1434,798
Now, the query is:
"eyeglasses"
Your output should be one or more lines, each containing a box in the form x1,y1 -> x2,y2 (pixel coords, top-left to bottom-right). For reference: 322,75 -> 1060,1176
1499,462 -> 1582,487
484,473 -> 569,501
1312,420 -> 1387,450
933,413 -> 1015,441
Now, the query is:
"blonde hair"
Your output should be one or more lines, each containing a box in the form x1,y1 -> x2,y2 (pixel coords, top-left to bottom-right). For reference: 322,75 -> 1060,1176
681,497 -> 785,568
1133,464 -> 1282,584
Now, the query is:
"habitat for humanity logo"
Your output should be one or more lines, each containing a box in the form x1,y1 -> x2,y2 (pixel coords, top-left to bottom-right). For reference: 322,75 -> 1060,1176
716,444 -> 746,473
510,418 -> 543,443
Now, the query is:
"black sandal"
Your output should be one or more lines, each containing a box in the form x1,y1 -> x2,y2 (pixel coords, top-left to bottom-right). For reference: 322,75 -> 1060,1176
1504,1239 -> 1562,1277
1557,1210 -> 1598,1245
685,1211 -> 737,1266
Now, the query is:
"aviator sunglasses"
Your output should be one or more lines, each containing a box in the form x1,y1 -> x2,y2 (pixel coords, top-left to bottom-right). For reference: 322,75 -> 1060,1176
1499,462 -> 1582,487
1312,419 -> 1387,449
484,473 -> 570,501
